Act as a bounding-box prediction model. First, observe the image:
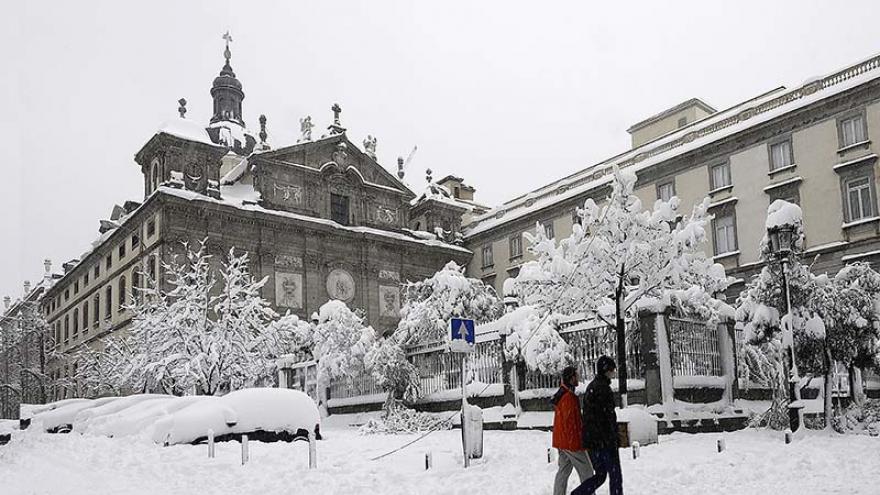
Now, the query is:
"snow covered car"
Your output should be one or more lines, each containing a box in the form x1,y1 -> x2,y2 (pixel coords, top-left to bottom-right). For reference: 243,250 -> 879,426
152,388 -> 321,445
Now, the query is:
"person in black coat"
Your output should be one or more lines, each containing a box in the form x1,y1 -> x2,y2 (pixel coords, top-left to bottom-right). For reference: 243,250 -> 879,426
572,355 -> 623,495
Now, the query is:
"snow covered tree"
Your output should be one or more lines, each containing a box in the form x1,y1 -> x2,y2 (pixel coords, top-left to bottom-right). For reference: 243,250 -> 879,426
365,336 -> 420,411
499,305 -> 571,375
312,300 -> 376,382
394,261 -> 503,346
0,300 -> 60,412
515,166 -> 730,405
90,241 -> 291,396
811,263 -> 880,409
267,312 -> 314,358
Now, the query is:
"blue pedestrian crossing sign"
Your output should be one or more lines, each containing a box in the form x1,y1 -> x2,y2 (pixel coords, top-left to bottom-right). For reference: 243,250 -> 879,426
450,318 -> 475,353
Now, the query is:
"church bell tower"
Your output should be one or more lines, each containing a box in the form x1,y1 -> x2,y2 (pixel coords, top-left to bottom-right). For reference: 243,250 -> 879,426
210,32 -> 245,127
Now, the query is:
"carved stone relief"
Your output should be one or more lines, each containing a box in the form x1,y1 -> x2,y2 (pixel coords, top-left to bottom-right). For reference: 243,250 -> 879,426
326,268 -> 355,302
274,254 -> 303,270
379,285 -> 401,317
275,272 -> 303,309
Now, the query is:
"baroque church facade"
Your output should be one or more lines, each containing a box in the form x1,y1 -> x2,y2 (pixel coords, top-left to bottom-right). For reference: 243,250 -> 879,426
40,40 -> 471,367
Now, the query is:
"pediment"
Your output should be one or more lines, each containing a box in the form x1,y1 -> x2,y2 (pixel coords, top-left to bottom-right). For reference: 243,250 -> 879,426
257,134 -> 413,196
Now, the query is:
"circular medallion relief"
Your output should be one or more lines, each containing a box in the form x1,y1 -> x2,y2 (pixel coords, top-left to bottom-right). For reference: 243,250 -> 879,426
326,268 -> 355,302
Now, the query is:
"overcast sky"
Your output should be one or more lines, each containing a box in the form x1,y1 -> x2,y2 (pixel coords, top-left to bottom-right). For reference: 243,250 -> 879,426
3,0 -> 880,301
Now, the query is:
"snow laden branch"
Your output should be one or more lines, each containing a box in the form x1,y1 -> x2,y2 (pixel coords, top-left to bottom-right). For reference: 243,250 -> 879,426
511,166 -> 731,403
394,261 -> 503,347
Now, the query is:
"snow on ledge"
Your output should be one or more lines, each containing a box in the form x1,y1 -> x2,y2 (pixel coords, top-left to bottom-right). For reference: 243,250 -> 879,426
673,375 -> 727,389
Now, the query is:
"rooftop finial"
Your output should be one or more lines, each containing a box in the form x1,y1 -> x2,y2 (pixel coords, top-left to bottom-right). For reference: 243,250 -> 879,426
397,156 -> 405,180
178,98 -> 187,118
259,114 -> 267,143
222,31 -> 233,63
328,103 -> 346,135
426,168 -> 433,183
44,259 -> 52,274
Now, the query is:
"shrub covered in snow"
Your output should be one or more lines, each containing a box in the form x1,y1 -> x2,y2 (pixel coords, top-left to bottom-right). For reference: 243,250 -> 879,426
500,306 -> 571,374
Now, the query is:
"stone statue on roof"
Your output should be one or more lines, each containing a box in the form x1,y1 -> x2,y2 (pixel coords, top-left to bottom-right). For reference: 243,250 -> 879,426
363,135 -> 377,159
299,116 -> 314,142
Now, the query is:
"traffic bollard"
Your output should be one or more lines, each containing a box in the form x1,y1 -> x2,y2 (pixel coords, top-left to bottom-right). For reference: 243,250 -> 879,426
241,435 -> 249,465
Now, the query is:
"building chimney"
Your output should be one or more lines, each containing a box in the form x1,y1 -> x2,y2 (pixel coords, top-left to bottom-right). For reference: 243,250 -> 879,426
23,280 -> 31,295
3,296 -> 9,309
44,259 -> 52,276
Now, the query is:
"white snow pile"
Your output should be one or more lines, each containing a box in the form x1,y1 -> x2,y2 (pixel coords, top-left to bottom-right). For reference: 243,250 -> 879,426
617,405 -> 659,445
28,388 -> 320,445
156,118 -> 219,147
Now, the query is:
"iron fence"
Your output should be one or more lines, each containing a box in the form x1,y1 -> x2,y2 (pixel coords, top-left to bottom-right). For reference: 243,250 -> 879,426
668,317 -> 722,377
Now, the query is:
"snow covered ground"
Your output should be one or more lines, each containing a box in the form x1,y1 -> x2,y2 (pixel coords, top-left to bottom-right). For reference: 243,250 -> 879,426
2,421 -> 879,495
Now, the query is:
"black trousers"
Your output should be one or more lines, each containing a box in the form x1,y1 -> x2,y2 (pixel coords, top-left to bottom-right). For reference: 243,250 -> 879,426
571,447 -> 623,495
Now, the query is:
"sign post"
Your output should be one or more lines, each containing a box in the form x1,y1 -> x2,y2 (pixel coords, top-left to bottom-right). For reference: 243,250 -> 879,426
450,317 -> 475,468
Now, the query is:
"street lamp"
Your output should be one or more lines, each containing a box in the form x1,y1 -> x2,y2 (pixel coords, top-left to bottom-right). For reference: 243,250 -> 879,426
766,224 -> 803,432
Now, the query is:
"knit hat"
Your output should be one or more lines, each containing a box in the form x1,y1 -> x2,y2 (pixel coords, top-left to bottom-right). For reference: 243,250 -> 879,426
596,355 -> 616,375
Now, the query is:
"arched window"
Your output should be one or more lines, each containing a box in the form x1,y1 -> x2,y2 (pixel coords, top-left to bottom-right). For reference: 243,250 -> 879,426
131,271 -> 140,303
150,160 -> 159,192
118,276 -> 126,311
105,286 -> 112,318
82,303 -> 88,332
93,294 -> 100,328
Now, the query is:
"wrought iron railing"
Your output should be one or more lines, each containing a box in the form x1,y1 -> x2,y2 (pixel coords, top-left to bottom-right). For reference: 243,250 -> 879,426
668,317 -> 722,377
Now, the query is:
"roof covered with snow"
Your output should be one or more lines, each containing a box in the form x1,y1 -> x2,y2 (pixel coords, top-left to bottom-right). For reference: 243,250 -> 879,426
464,52 -> 880,238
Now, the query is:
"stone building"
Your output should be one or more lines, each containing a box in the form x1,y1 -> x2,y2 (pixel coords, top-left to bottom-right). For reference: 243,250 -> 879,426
463,52 -> 880,302
38,40 -> 471,383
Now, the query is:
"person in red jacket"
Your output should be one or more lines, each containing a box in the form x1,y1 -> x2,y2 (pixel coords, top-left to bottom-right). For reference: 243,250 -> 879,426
551,366 -> 594,495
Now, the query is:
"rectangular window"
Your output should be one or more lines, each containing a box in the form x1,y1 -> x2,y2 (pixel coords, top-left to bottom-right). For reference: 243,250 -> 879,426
84,272 -> 89,286
82,304 -> 88,332
509,234 -> 523,260
846,176 -> 874,221
657,181 -> 675,202
481,245 -> 494,268
118,277 -> 126,311
769,140 -> 793,171
840,114 -> 867,148
106,255 -> 112,270
118,243 -> 126,258
73,281 -> 79,295
330,194 -> 350,225
73,309 -> 79,335
64,315 -> 69,342
542,221 -> 555,239
713,213 -> 738,255
710,162 -> 731,190
147,219 -> 156,238
149,255 -> 158,280
131,234 -> 139,250
677,116 -> 688,128
94,264 -> 100,278
64,289 -> 69,301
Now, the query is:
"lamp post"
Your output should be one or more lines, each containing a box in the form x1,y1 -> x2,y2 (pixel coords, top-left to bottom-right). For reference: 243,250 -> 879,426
766,225 -> 803,432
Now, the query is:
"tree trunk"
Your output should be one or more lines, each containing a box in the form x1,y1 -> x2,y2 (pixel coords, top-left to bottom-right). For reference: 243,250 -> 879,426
822,339 -> 833,430
616,283 -> 628,408
849,365 -> 865,407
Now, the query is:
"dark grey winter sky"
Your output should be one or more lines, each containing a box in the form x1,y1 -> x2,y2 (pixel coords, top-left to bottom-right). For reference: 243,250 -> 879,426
2,0 -> 880,301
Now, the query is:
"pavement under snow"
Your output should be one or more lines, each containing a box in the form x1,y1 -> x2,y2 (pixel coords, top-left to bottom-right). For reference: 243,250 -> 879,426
2,422 -> 878,494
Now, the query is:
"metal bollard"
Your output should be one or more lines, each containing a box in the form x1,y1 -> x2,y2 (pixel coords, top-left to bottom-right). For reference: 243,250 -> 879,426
631,441 -> 640,459
717,438 -> 725,453
425,451 -> 433,470
308,432 -> 317,469
241,434 -> 249,465
207,429 -> 215,458
784,429 -> 792,444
